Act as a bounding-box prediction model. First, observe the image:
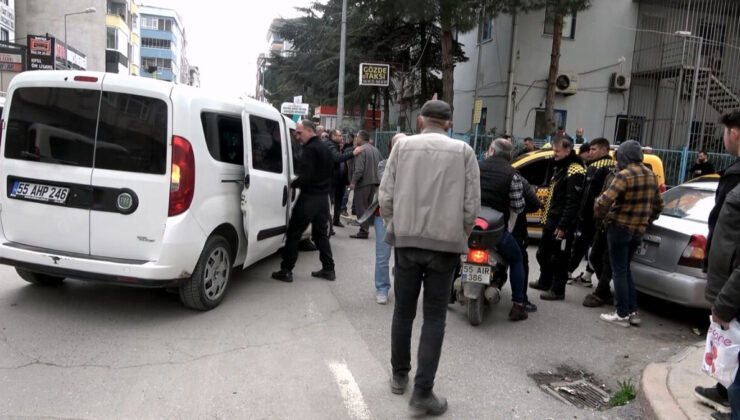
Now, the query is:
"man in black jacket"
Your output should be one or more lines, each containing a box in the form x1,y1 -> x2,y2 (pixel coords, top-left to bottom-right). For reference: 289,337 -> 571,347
695,110 -> 740,417
324,129 -> 362,229
569,138 -> 616,286
530,136 -> 585,300
272,120 -> 336,283
690,150 -> 716,179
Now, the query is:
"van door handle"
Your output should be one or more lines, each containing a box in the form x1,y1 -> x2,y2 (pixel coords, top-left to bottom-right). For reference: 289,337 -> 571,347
244,174 -> 250,189
282,186 -> 288,206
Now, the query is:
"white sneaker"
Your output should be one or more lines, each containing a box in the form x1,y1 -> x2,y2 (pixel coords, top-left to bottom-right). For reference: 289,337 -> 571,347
629,312 -> 641,326
376,294 -> 388,305
600,312 -> 630,327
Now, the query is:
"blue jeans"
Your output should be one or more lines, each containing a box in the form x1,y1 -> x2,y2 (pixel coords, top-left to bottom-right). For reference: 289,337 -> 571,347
607,225 -> 642,318
730,356 -> 740,420
374,216 -> 391,295
495,231 -> 525,304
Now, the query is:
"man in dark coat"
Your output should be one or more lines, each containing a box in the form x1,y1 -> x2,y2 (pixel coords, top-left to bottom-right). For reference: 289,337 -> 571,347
695,110 -> 740,417
530,136 -> 585,300
272,120 -> 336,283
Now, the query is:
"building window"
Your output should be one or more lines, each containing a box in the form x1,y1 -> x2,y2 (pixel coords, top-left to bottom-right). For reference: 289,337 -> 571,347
534,108 -> 567,139
142,37 -> 172,49
0,29 -> 8,42
478,18 -> 493,43
544,8 -> 577,40
141,16 -> 158,30
142,57 -> 172,71
106,27 -> 117,49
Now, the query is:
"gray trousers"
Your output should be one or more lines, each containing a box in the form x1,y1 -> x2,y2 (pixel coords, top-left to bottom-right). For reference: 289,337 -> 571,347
353,184 -> 376,233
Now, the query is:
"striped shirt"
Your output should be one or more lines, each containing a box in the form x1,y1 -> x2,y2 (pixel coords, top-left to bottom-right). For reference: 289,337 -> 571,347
594,163 -> 664,235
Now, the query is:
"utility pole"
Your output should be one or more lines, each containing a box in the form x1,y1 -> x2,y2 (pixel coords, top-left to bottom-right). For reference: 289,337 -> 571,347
336,0 -> 348,129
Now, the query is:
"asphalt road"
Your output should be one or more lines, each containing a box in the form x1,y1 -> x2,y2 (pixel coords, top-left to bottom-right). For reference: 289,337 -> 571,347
0,228 -> 709,419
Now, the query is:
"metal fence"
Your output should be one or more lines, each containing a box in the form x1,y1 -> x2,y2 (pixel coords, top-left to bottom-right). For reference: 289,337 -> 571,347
373,130 -> 534,160
652,148 -> 737,187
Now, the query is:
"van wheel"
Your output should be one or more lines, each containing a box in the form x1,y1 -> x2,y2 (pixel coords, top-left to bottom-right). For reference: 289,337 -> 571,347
16,268 -> 65,286
179,236 -> 232,311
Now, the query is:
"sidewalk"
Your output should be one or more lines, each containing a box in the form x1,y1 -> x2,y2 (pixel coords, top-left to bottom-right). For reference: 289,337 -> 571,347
639,341 -> 721,419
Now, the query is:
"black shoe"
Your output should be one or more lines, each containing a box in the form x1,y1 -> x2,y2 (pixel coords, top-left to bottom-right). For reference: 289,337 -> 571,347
333,220 -> 345,228
524,302 -> 538,313
350,232 -> 369,239
311,269 -> 336,281
696,386 -> 731,413
271,269 -> 293,283
390,374 -> 408,395
409,391 -> 448,416
529,281 -> 549,291
711,411 -> 731,420
583,293 -> 605,307
540,291 -> 565,301
330,229 -> 336,236
298,238 -> 318,251
509,303 -> 528,321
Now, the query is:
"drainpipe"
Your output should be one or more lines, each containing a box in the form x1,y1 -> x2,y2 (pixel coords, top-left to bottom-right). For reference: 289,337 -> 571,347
504,13 -> 517,136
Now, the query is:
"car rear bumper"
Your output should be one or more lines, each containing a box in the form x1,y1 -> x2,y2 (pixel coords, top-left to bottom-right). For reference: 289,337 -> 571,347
632,261 -> 710,309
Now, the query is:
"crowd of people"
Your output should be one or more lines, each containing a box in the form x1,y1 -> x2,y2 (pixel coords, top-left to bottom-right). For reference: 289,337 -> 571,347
270,100 -> 740,417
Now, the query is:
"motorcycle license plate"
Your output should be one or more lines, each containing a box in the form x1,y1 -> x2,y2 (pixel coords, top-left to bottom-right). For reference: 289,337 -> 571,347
461,263 -> 491,284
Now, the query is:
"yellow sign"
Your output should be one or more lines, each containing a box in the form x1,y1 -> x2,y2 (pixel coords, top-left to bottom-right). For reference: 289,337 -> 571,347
359,63 -> 390,87
473,99 -> 483,124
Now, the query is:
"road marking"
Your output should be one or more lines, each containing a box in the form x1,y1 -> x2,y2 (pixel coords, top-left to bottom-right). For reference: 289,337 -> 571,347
326,360 -> 371,420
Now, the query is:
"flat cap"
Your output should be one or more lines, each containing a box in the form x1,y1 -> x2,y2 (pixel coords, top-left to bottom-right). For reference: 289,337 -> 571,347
420,100 -> 451,120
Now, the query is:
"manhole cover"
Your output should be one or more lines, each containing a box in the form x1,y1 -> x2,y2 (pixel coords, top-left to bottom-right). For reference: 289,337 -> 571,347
530,366 -> 611,410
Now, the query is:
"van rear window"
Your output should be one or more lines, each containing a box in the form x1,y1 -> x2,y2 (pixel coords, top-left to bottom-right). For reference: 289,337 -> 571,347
4,87 -> 167,174
5,87 -> 99,167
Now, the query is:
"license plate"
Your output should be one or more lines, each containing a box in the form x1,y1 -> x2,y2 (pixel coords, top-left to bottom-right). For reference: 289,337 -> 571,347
10,181 -> 70,204
461,263 -> 491,284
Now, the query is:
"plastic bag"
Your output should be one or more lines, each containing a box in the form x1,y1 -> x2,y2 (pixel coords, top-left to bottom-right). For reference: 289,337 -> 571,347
702,316 -> 740,388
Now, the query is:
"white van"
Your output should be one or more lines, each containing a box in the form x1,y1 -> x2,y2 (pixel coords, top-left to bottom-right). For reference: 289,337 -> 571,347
0,71 -> 299,310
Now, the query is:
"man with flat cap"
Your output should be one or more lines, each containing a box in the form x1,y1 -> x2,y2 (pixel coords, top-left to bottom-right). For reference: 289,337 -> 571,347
379,99 -> 480,415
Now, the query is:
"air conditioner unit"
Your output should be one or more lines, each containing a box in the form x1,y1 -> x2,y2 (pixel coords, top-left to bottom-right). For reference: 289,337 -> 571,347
610,72 -> 631,91
555,73 -> 578,95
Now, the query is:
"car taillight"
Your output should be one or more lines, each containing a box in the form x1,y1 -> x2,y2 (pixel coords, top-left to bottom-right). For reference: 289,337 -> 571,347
659,183 -> 667,193
466,249 -> 489,264
168,135 -> 195,216
678,234 -> 706,268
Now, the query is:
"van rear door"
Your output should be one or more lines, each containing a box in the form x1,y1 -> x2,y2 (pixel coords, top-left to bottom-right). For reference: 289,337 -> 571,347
88,78 -> 172,261
241,110 -> 291,268
1,76 -> 102,254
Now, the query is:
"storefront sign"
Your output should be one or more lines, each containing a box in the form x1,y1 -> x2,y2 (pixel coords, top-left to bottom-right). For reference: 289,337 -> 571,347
359,63 -> 390,87
27,35 -> 55,70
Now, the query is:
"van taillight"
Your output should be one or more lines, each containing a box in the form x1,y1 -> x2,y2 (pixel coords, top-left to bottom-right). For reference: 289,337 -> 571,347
168,136 -> 195,216
678,234 -> 706,268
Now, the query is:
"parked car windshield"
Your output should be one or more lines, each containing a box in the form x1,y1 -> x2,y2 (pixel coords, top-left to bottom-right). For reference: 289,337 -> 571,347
660,185 -> 715,222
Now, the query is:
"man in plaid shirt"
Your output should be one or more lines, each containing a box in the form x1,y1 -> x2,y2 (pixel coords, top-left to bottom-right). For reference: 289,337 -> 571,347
594,140 -> 664,327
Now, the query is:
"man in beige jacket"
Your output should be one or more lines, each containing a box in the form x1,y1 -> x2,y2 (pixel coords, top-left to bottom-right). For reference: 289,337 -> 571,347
379,100 -> 480,416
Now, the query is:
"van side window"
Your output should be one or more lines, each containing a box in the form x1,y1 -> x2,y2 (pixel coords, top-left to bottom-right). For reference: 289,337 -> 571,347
249,116 -> 283,174
4,87 -> 99,167
96,92 -> 167,174
201,112 -> 243,165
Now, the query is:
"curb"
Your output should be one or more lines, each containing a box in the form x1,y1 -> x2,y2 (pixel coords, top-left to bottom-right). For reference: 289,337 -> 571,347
638,363 -> 688,420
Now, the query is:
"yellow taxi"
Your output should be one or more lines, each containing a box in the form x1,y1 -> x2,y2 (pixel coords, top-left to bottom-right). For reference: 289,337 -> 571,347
513,148 -> 666,237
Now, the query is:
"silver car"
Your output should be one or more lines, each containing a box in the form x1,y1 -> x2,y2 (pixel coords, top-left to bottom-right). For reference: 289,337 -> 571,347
631,180 -> 717,309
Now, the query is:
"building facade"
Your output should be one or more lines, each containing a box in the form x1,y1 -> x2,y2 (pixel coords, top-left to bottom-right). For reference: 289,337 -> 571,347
139,5 -> 186,83
453,1 -> 639,143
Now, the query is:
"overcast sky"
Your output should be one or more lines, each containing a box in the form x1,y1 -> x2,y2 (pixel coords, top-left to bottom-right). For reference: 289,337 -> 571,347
142,0 -> 314,97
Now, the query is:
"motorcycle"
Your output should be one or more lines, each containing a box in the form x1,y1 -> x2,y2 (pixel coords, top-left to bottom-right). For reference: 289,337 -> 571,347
451,207 -> 508,326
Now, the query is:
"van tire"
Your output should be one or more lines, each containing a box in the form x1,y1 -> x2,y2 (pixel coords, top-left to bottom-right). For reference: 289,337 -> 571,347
179,236 -> 232,311
16,268 -> 65,286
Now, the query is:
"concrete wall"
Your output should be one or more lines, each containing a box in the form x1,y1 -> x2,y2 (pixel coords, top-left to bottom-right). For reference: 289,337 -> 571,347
453,0 -> 640,142
15,0 -> 106,71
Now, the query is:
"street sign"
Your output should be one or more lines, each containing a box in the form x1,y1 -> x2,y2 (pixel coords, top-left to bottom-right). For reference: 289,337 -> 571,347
280,102 -> 309,116
293,95 -> 302,104
473,99 -> 483,124
359,63 -> 390,87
